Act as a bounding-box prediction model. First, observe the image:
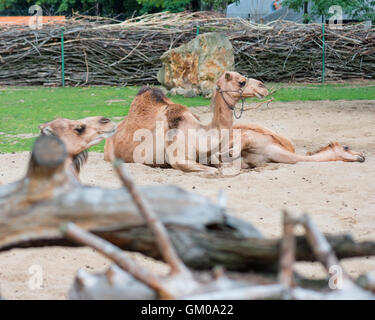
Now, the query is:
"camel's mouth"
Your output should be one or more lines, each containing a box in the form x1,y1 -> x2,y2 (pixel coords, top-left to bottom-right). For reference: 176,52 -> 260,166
100,128 -> 116,137
357,155 -> 366,163
87,127 -> 117,148
99,123 -> 117,137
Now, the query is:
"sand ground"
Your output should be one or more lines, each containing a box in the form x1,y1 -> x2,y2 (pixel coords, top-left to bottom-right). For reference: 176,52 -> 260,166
0,100 -> 374,299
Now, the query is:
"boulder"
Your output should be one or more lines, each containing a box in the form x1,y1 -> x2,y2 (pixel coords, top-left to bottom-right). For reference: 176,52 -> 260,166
157,32 -> 234,97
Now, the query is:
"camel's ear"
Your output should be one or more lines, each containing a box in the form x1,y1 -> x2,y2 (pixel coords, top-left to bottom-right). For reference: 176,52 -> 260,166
40,126 -> 55,136
225,72 -> 232,81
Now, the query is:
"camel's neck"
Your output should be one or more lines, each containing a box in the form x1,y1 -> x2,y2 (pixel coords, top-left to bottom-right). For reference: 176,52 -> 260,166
305,149 -> 338,162
209,92 -> 235,131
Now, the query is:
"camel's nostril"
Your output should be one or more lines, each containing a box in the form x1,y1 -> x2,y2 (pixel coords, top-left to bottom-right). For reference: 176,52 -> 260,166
358,155 -> 365,163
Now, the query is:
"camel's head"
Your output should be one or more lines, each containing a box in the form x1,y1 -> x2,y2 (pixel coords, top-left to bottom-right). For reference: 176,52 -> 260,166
308,142 -> 365,163
216,71 -> 268,100
39,116 -> 117,156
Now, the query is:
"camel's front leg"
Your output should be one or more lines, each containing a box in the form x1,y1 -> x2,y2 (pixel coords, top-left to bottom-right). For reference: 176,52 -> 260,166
165,138 -> 218,176
169,159 -> 219,175
104,136 -> 115,162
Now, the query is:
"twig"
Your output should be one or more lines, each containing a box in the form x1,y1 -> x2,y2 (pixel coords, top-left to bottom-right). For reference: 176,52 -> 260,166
113,159 -> 189,275
300,214 -> 340,271
278,210 -> 296,288
0,14 -> 373,86
61,222 -> 172,297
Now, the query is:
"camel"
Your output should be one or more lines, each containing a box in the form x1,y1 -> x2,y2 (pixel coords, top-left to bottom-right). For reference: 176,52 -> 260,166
39,116 -> 117,176
104,71 -> 269,175
222,123 -> 365,168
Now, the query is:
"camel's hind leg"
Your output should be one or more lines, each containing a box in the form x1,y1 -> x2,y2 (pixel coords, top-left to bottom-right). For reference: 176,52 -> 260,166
104,136 -> 115,162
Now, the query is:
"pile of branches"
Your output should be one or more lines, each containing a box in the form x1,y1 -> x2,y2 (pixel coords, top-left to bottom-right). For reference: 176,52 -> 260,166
0,12 -> 374,86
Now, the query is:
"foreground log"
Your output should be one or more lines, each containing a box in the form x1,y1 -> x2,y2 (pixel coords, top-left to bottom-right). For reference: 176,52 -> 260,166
64,169 -> 375,299
1,136 -> 375,274
1,136 -> 375,299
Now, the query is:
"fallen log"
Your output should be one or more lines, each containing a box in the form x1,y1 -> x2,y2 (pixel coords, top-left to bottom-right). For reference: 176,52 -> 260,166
1,136 -> 375,274
1,136 -> 375,299
63,167 -> 375,300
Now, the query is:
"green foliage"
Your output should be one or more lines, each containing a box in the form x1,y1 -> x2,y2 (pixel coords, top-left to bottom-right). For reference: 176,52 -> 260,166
0,0 -> 27,14
0,0 -> 241,16
136,0 -> 239,13
0,0 -> 142,17
283,0 -> 375,22
136,0 -> 191,13
351,0 -> 375,22
201,0 -> 239,10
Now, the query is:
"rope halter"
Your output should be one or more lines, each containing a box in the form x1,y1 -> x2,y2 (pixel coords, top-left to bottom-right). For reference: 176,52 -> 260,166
216,79 -> 248,119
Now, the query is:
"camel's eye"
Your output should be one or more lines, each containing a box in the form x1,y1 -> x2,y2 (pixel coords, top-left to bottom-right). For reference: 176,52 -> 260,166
99,117 -> 111,124
239,81 -> 246,88
74,125 -> 86,135
344,146 -> 349,151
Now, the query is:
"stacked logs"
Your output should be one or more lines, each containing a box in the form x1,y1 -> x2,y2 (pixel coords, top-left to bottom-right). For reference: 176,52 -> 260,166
0,12 -> 374,86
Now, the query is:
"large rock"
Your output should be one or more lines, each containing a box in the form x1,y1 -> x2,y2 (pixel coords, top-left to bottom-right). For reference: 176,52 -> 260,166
157,32 -> 234,97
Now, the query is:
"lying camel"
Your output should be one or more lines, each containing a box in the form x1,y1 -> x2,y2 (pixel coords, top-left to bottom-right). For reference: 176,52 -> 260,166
39,116 -> 116,176
223,123 -> 365,168
104,71 -> 268,175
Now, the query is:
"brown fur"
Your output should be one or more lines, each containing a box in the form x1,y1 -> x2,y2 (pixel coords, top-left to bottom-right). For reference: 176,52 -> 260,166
136,87 -> 167,103
71,151 -> 88,175
165,104 -> 189,129
39,116 -> 116,177
105,72 -> 269,174
306,142 -> 340,155
232,130 -> 364,167
234,123 -> 295,153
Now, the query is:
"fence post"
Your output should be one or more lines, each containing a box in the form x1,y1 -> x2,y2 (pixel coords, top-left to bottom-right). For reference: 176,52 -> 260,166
322,22 -> 326,83
61,27 -> 65,87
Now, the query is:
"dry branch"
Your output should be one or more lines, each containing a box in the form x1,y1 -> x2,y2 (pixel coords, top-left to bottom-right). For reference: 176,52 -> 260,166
1,138 -> 375,274
1,136 -> 375,299
0,135 -> 374,296
64,211 -> 375,299
278,211 -> 296,288
0,12 -> 374,86
113,160 -> 189,276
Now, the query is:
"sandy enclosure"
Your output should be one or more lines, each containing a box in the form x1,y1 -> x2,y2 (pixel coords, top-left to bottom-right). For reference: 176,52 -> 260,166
0,100 -> 374,299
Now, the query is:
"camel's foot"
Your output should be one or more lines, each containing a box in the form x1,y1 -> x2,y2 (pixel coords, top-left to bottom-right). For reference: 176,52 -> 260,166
201,167 -> 221,178
186,166 -> 220,178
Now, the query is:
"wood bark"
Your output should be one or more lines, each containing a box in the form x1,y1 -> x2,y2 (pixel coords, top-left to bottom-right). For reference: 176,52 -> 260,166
0,138 -> 375,270
0,12 -> 374,86
1,138 -> 375,272
1,136 -> 375,300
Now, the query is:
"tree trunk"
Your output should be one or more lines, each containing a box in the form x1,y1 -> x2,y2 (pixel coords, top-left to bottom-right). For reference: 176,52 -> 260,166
303,1 -> 309,24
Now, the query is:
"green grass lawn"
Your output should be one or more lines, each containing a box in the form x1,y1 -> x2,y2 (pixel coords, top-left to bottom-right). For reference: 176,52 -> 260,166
0,83 -> 374,153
